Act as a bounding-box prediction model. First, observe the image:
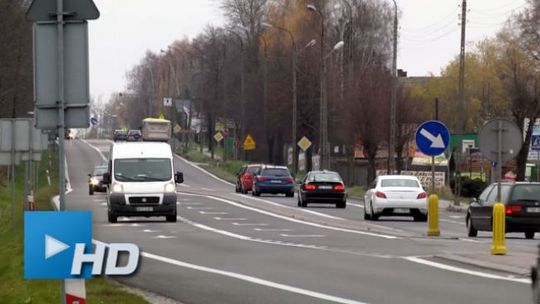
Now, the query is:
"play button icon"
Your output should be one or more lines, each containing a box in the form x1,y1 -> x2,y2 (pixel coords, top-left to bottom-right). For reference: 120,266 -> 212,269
45,234 -> 70,259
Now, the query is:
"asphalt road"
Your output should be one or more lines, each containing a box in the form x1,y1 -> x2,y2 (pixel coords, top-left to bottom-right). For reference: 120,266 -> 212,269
64,139 -> 534,304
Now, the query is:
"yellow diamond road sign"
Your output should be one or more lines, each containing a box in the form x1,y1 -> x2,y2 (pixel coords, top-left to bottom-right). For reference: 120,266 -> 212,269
173,124 -> 182,134
243,134 -> 256,150
297,136 -> 312,151
214,132 -> 224,142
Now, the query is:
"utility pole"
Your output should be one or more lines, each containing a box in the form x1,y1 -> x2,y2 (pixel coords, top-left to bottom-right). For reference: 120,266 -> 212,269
455,0 -> 467,205
388,0 -> 398,174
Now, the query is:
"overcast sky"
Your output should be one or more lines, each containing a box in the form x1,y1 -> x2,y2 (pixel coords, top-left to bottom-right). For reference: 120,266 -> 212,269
88,0 -> 527,102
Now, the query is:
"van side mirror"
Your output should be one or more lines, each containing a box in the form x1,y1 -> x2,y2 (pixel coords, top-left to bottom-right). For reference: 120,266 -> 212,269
175,171 -> 184,184
102,172 -> 111,184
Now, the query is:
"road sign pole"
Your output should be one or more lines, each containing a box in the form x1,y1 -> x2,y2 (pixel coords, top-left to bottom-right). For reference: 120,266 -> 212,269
431,156 -> 435,194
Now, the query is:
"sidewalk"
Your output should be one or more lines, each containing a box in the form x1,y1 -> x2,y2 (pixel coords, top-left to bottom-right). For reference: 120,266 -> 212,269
436,252 -> 537,277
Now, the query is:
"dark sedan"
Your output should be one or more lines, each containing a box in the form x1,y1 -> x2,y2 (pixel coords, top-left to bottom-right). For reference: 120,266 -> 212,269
252,165 -> 295,197
113,129 -> 128,141
297,170 -> 346,208
466,182 -> 540,239
88,165 -> 108,195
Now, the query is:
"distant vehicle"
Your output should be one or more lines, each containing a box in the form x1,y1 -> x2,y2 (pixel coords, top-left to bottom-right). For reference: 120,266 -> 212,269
127,129 -> 142,141
364,175 -> 428,221
142,118 -> 171,141
102,141 -> 184,223
466,182 -> 540,239
297,170 -> 346,208
113,129 -> 128,141
235,164 -> 263,194
251,165 -> 294,197
88,164 -> 108,195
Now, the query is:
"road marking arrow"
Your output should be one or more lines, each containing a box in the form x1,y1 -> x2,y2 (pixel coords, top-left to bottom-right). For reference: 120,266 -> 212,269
420,128 -> 445,148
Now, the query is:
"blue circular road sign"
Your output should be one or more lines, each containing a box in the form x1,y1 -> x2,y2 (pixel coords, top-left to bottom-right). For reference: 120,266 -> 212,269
415,120 -> 450,156
90,117 -> 98,126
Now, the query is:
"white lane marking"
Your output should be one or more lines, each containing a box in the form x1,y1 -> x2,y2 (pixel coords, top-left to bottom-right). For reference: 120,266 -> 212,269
142,229 -> 160,233
449,215 -> 464,219
81,139 -> 108,161
201,187 -> 216,192
458,238 -> 486,243
349,203 -> 364,209
232,223 -> 268,226
154,235 -> 176,239
182,202 -> 202,206
404,256 -> 530,284
181,193 -> 398,239
131,223 -> 144,227
178,184 -> 191,188
100,202 -> 107,206
199,211 -> 228,215
174,154 -> 235,186
187,206 -> 214,210
236,194 -> 346,221
141,250 -> 370,304
214,217 -> 247,221
300,209 -> 345,220
254,228 -> 293,232
178,216 -> 328,251
280,234 -> 325,238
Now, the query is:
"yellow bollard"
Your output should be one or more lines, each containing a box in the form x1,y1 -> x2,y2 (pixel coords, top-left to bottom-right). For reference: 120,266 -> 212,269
491,202 -> 507,255
427,194 -> 440,236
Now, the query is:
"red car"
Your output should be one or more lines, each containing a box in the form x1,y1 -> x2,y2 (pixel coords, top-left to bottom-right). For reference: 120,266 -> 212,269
235,164 -> 263,194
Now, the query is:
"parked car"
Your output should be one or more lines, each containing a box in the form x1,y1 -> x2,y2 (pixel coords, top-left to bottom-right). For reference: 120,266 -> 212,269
127,129 -> 142,141
113,129 -> 128,141
297,170 -> 346,208
235,164 -> 263,194
252,165 -> 295,197
88,164 -> 108,195
466,182 -> 540,239
364,175 -> 428,221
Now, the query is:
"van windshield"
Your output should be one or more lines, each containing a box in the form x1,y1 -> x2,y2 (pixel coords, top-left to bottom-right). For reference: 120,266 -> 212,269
114,158 -> 171,182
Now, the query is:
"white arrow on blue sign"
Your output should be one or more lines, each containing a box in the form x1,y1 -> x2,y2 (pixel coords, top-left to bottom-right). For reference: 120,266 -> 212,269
415,120 -> 450,156
90,117 -> 97,126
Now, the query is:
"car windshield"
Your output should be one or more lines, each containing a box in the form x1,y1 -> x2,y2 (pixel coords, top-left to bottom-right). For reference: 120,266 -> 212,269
261,168 -> 290,176
93,166 -> 107,176
309,173 -> 342,182
381,178 -> 420,188
511,184 -> 540,201
114,158 -> 171,182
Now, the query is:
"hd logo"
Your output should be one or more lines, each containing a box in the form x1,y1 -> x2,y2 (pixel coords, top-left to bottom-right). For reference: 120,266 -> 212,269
24,211 -> 139,279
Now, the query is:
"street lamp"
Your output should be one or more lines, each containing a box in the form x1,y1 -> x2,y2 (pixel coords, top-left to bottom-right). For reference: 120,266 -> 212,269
263,22 -> 316,174
145,64 -> 155,117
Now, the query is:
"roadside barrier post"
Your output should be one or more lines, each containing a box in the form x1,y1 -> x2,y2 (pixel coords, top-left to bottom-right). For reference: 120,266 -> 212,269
28,191 -> 35,211
491,202 -> 507,255
427,194 -> 440,236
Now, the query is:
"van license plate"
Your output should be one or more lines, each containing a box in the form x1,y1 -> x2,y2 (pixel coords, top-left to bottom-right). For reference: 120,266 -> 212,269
136,207 -> 153,212
527,207 -> 540,213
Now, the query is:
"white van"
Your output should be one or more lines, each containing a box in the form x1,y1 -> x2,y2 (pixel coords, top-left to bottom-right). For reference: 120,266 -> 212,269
103,141 -> 183,223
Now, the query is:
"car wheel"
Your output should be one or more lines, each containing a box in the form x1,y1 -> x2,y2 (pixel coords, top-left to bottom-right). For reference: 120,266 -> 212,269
235,184 -> 240,193
108,211 -> 117,223
370,202 -> 379,221
286,192 -> 294,198
301,199 -> 308,208
254,190 -> 261,197
525,231 -> 535,239
166,214 -> 177,222
297,195 -> 301,207
89,186 -> 94,195
336,201 -> 346,209
414,214 -> 428,222
466,215 -> 478,237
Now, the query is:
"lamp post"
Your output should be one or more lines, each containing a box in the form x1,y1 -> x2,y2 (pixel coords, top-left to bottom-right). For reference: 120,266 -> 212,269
388,0 -> 398,174
160,48 -> 180,152
263,22 -> 316,175
146,64 -> 155,117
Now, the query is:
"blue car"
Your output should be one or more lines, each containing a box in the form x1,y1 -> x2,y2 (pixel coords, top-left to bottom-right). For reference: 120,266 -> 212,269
252,165 -> 295,197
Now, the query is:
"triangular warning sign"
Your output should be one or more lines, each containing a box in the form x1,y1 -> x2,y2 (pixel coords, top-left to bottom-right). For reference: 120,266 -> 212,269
243,134 -> 256,150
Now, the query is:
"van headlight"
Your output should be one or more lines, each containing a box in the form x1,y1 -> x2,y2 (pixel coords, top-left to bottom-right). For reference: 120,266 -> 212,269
164,182 -> 176,193
111,183 -> 124,193
90,178 -> 99,185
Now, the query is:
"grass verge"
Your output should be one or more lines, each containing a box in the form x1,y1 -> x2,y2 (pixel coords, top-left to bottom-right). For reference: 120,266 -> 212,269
0,151 -> 148,304
181,145 -> 244,183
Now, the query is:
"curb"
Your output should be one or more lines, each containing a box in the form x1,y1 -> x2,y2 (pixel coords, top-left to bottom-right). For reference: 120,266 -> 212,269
434,254 -> 533,277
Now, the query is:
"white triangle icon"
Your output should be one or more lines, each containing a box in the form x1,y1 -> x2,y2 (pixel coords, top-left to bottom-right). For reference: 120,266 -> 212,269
45,234 -> 70,259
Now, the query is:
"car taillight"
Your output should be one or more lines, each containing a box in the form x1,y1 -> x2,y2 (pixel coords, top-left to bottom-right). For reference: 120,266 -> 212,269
417,192 -> 427,199
285,177 -> 294,183
333,184 -> 345,191
505,205 -> 522,215
375,191 -> 386,198
257,176 -> 269,182
305,183 -> 316,191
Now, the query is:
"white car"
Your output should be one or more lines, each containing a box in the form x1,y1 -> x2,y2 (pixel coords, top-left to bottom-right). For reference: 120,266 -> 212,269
363,175 -> 428,221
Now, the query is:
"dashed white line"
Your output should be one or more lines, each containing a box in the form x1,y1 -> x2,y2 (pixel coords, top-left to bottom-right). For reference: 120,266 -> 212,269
178,184 -> 191,188
404,256 -> 530,284
349,203 -> 365,208
214,217 -> 247,221
458,238 -> 486,243
199,211 -> 228,215
142,229 -> 160,233
182,202 -> 202,206
201,187 -> 216,192
154,235 -> 176,239
300,209 -> 345,220
440,219 -> 465,225
254,228 -> 293,232
232,223 -> 268,226
187,207 -> 214,210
